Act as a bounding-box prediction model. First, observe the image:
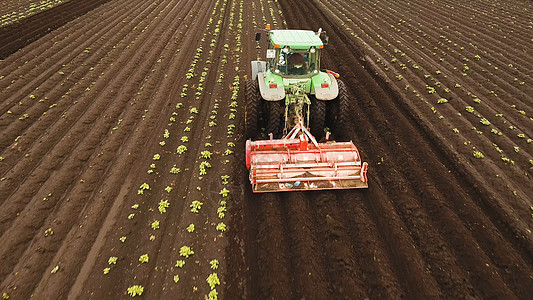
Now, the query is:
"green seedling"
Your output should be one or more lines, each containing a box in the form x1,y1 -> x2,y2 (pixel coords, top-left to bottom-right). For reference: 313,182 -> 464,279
210,259 -> 219,270
175,260 -> 185,268
139,254 -> 149,263
206,273 -> 220,290
127,285 -> 144,297
179,246 -> 194,258
190,200 -> 203,213
151,220 -> 160,230
473,151 -> 484,158
219,188 -> 229,197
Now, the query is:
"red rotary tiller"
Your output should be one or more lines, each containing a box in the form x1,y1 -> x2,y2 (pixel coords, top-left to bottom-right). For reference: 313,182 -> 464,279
246,121 -> 368,193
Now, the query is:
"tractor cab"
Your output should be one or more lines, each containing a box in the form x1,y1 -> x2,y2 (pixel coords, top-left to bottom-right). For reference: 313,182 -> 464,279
265,30 -> 323,77
252,28 -> 336,102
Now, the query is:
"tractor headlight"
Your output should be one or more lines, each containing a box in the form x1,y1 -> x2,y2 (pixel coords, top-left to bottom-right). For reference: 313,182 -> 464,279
310,46 -> 316,53
282,46 -> 290,53
274,69 -> 280,73
313,69 -> 318,74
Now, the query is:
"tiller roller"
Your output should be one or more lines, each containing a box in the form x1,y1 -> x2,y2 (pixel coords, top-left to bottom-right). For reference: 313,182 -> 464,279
246,121 -> 368,193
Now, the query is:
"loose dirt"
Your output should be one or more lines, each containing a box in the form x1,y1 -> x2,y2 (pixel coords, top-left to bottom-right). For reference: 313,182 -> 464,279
0,0 -> 531,299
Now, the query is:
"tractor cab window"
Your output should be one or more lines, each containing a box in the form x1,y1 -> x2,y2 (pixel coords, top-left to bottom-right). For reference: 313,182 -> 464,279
275,50 -> 318,75
287,53 -> 306,75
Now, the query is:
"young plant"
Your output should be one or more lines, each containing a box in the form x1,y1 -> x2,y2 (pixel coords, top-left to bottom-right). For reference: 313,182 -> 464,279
199,161 -> 211,175
473,151 -> 484,159
216,223 -> 226,232
208,289 -> 218,300
219,188 -> 230,197
210,259 -> 219,270
158,200 -> 170,213
175,260 -> 185,268
190,200 -> 203,213
151,220 -> 160,230
127,285 -> 144,297
221,175 -> 230,184
139,254 -> 149,263
177,145 -> 187,154
206,273 -> 220,290
217,206 -> 226,219
170,166 -> 181,174
138,183 -> 150,194
480,118 -> 490,125
201,150 -> 212,159
179,246 -> 194,258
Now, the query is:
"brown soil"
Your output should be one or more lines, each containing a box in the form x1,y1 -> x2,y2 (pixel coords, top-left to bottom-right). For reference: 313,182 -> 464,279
0,0 -> 111,59
0,0 -> 531,299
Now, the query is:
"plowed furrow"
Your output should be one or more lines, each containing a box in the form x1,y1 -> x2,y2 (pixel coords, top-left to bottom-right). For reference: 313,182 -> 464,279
0,0 -> 177,206
0,0 -> 203,296
276,0 -> 533,298
255,193 -> 292,299
310,192 -> 367,298
0,0 -> 111,59
336,190 -> 404,299
280,192 -> 329,299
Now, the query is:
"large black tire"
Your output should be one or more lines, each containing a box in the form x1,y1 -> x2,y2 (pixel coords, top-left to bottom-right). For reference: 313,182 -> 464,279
331,79 -> 351,140
309,97 -> 326,139
265,100 -> 284,139
244,80 -> 260,139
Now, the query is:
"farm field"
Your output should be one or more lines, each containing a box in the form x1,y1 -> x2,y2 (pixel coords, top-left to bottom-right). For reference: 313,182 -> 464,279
0,0 -> 531,299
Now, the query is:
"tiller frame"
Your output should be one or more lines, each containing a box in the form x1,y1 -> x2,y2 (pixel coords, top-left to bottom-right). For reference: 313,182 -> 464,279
246,121 -> 368,193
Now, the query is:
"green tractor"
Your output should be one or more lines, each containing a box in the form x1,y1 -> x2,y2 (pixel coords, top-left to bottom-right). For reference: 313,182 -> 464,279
244,26 -> 350,140
245,26 -> 368,193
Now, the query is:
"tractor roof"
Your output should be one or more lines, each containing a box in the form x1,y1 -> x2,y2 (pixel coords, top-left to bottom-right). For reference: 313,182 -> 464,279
269,30 -> 323,49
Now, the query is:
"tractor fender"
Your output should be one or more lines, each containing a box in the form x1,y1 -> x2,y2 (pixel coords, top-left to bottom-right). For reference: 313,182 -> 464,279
257,72 -> 285,101
251,60 -> 267,80
314,73 -> 338,100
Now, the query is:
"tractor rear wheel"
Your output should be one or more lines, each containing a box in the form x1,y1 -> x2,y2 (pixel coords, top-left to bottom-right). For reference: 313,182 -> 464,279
332,79 -> 351,140
310,97 -> 326,139
265,100 -> 284,139
244,80 -> 260,139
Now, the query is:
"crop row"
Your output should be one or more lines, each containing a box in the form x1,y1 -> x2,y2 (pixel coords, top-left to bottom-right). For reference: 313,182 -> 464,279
90,0 -> 258,297
0,0 -> 64,27
316,0 -> 532,201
